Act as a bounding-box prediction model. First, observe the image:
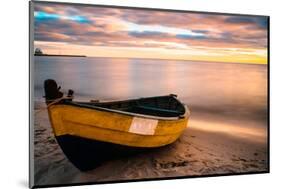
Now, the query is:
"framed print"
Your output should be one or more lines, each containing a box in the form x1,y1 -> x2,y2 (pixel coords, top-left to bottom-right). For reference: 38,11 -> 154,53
29,1 -> 269,188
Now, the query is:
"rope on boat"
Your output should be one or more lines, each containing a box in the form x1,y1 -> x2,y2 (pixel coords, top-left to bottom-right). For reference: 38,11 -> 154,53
34,96 -> 73,115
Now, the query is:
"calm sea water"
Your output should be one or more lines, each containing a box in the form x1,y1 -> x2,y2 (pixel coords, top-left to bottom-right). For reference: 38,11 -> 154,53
34,56 -> 268,127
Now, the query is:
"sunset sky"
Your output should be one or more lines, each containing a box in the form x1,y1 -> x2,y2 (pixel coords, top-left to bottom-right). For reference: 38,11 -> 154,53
33,3 -> 268,64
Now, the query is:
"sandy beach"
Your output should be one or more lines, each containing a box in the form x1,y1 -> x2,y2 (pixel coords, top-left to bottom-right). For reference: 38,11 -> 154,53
33,101 -> 268,186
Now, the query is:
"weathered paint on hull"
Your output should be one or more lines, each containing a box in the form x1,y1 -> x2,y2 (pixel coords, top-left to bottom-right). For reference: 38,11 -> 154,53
48,104 -> 189,148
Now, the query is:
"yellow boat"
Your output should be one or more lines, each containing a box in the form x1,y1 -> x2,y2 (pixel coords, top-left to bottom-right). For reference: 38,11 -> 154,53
44,79 -> 191,171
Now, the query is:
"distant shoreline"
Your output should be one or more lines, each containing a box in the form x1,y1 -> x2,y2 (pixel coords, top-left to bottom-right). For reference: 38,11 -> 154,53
34,54 -> 86,57
84,56 -> 267,65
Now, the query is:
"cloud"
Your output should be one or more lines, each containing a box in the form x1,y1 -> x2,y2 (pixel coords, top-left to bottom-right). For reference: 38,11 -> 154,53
225,16 -> 256,24
225,16 -> 268,29
176,34 -> 207,40
33,2 -> 268,63
255,17 -> 268,29
191,29 -> 209,34
128,31 -> 168,38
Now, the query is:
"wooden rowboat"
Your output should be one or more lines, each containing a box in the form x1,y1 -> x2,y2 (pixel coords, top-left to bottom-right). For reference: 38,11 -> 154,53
44,79 -> 191,171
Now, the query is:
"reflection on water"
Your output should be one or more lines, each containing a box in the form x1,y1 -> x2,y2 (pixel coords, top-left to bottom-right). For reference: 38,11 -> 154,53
34,56 -> 268,140
189,118 -> 267,143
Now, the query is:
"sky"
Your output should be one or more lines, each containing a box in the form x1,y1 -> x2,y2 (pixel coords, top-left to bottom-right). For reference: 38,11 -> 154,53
33,3 -> 268,64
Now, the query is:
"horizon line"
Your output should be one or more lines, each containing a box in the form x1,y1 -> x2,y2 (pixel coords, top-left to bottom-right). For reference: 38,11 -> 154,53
35,54 -> 267,65
84,55 -> 267,65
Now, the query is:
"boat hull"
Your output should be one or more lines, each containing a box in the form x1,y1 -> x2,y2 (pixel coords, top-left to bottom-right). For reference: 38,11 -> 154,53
48,104 -> 188,148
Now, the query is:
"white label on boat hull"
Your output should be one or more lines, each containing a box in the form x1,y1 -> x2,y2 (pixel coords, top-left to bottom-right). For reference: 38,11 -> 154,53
129,117 -> 158,135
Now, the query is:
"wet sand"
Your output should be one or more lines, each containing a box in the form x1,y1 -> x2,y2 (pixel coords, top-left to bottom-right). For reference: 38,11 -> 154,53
33,102 -> 268,186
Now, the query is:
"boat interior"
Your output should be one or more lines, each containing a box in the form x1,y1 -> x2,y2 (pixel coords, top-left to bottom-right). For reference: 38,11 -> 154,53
44,79 -> 186,118
69,95 -> 186,118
